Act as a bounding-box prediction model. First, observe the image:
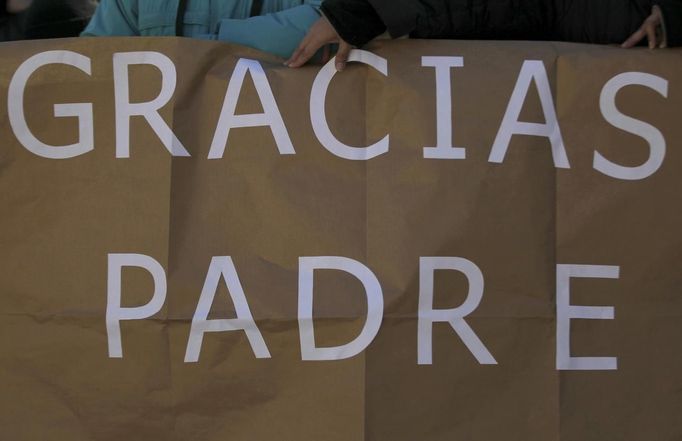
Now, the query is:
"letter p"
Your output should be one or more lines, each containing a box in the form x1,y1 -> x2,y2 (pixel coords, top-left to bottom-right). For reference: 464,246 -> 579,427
106,253 -> 167,358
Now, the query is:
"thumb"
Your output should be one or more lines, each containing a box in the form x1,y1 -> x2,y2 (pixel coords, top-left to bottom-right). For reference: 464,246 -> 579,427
335,42 -> 353,72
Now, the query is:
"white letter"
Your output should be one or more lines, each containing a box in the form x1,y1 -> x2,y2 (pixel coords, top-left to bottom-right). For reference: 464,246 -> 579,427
489,60 -> 569,168
594,72 -> 668,180
418,257 -> 496,365
107,253 -> 167,358
113,51 -> 189,158
421,56 -> 466,159
208,58 -> 294,159
8,50 -> 93,159
556,264 -> 620,370
184,257 -> 270,363
310,50 -> 389,160
299,256 -> 383,360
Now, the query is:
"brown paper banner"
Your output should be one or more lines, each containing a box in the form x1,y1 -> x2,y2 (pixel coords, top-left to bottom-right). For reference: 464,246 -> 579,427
0,37 -> 680,440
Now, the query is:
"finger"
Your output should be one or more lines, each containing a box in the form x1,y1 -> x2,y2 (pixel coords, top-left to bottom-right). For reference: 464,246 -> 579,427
286,41 -> 320,68
285,35 -> 311,66
656,25 -> 667,48
285,44 -> 305,67
286,17 -> 338,67
645,22 -> 657,49
335,42 -> 352,72
621,28 -> 646,48
285,29 -> 322,67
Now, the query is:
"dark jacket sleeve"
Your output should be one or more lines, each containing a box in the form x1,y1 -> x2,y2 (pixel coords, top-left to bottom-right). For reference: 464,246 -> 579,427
366,0 -> 432,39
320,0 -> 386,46
320,0 -> 550,46
322,0 -> 682,47
656,0 -> 682,46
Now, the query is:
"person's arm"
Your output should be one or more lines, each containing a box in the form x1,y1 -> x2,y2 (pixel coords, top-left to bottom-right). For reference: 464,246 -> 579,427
198,4 -> 322,59
80,0 -> 138,36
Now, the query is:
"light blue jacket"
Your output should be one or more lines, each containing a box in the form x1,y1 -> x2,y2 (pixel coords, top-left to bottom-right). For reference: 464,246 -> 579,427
81,0 -> 321,58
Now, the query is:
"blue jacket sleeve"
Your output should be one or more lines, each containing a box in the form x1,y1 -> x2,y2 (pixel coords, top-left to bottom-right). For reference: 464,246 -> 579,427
202,4 -> 321,58
80,0 -> 138,36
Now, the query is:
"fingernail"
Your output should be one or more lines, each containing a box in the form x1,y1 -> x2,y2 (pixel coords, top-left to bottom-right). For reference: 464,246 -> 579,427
336,63 -> 344,71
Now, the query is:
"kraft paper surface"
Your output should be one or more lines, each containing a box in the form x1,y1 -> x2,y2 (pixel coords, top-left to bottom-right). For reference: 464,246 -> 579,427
0,37 -> 680,440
